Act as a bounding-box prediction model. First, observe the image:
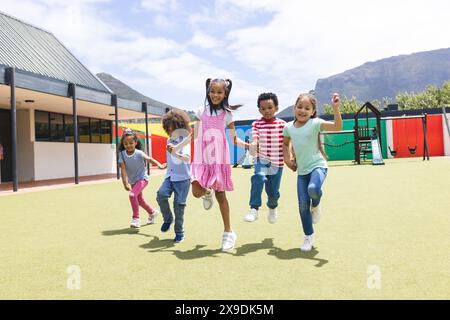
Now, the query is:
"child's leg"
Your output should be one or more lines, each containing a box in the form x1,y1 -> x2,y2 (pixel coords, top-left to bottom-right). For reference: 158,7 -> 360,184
156,177 -> 174,223
215,191 -> 231,232
191,180 -> 209,198
129,180 -> 149,219
172,179 -> 191,235
134,180 -> 155,215
297,174 -> 314,236
308,168 -> 328,207
249,163 -> 266,210
265,167 -> 283,209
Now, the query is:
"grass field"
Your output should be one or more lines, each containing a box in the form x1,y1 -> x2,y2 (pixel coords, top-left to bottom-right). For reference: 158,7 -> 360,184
0,157 -> 449,299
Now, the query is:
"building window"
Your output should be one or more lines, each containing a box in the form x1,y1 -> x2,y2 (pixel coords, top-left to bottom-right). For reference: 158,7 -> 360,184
50,113 -> 64,142
78,117 -> 90,143
101,120 -> 112,144
90,118 -> 101,143
64,114 -> 74,142
34,111 -> 112,144
35,111 -> 50,141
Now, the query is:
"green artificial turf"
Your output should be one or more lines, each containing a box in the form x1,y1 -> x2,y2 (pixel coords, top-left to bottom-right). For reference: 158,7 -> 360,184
0,157 -> 449,299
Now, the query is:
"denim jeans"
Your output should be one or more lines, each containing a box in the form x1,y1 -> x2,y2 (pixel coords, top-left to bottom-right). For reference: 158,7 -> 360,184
297,167 -> 328,236
156,177 -> 190,235
249,159 -> 283,210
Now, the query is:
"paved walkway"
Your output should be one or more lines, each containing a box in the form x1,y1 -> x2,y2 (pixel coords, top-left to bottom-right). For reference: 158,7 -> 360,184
0,169 -> 167,196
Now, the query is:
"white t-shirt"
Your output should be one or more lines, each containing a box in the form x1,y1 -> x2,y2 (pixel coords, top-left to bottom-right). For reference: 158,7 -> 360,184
196,106 -> 234,127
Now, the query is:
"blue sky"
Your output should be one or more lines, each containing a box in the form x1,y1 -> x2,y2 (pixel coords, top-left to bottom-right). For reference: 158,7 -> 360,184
1,0 -> 450,119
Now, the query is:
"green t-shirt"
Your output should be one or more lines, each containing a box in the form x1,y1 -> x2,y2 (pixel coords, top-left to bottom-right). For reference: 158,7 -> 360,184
283,118 -> 327,175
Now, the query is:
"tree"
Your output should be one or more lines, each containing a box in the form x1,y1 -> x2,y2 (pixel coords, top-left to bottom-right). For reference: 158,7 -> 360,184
322,80 -> 450,114
323,96 -> 379,115
396,81 -> 450,110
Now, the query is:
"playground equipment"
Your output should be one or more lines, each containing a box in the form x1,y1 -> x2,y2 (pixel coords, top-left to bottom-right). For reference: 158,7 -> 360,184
382,114 -> 430,161
353,102 -> 383,165
233,137 -> 254,168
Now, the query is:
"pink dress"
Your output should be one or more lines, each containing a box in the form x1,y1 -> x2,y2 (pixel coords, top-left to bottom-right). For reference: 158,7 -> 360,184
190,109 -> 234,192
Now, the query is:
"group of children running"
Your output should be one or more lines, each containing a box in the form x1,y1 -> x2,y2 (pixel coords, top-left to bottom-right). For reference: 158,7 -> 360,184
118,78 -> 342,252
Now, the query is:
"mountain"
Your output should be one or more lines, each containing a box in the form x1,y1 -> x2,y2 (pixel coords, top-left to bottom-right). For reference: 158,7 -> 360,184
96,72 -> 173,116
313,47 -> 450,114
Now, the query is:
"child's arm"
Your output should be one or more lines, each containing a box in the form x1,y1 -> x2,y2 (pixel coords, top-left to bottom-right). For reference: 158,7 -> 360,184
228,122 -> 250,149
143,154 -> 167,169
168,135 -> 191,154
249,123 -> 258,156
320,93 -> 343,131
120,162 -> 131,191
169,142 -> 191,163
283,136 -> 297,172
170,152 -> 191,163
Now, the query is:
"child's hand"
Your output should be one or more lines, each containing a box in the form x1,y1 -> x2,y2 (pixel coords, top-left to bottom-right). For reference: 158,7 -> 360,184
249,141 -> 258,156
158,163 -> 167,169
332,93 -> 341,109
290,159 -> 297,172
285,159 -> 296,172
167,144 -> 174,153
124,183 -> 132,191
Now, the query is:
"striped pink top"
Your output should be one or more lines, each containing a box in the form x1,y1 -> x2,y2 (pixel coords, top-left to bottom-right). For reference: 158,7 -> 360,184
252,117 -> 286,167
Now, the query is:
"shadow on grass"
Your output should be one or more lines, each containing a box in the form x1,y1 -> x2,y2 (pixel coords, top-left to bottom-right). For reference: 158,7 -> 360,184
102,228 -> 140,236
102,231 -> 328,265
102,223 -> 159,237
167,245 -> 222,259
268,247 -> 328,267
234,238 -> 275,256
140,235 -> 175,250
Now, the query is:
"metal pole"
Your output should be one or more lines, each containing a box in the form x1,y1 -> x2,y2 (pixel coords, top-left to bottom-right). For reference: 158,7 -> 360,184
112,94 -> 120,179
143,102 -> 150,175
70,83 -> 79,184
422,114 -> 430,161
7,68 -> 18,192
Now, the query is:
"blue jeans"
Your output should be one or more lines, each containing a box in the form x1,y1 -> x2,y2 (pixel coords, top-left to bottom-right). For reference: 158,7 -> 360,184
249,160 -> 283,210
156,177 -> 190,235
297,167 -> 328,236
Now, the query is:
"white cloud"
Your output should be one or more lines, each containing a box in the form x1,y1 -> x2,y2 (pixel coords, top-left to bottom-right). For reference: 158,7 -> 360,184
189,31 -> 222,49
1,0 -> 449,119
140,0 -> 178,12
153,14 -> 174,30
225,0 -> 450,99
218,0 -> 280,12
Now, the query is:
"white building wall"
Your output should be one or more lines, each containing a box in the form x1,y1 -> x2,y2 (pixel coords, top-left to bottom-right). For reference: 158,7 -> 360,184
34,142 -> 116,180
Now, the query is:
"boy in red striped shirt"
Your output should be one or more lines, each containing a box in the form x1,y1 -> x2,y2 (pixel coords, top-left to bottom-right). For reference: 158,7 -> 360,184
245,92 -> 286,223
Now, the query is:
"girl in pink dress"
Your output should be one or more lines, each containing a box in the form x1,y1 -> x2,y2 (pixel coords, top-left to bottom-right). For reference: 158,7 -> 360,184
180,78 -> 249,251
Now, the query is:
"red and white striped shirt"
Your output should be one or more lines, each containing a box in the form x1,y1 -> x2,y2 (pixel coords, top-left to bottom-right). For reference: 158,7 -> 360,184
252,117 -> 286,167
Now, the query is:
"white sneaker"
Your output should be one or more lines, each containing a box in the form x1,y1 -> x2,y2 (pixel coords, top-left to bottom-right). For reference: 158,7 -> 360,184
130,218 -> 140,228
147,209 -> 159,225
311,204 -> 321,224
221,231 -> 237,251
268,208 -> 278,224
300,235 -> 314,252
244,208 -> 258,222
202,189 -> 214,210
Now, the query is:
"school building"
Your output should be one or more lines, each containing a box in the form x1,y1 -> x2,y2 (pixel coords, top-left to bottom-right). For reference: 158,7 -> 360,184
0,11 -> 173,191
